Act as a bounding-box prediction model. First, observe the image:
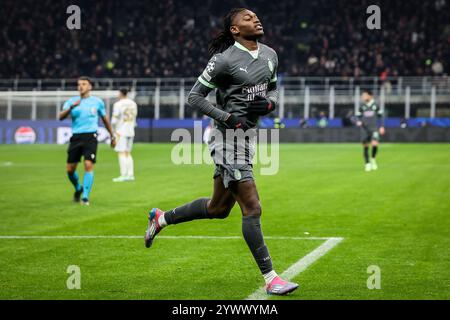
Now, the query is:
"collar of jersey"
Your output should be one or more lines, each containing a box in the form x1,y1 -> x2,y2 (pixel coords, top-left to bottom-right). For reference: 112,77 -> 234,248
234,41 -> 259,59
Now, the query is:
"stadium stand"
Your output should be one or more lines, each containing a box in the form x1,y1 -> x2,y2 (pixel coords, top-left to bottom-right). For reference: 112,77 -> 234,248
1,0 -> 449,78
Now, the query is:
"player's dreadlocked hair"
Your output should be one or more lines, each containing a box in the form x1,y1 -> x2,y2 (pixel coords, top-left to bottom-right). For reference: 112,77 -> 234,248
208,8 -> 246,56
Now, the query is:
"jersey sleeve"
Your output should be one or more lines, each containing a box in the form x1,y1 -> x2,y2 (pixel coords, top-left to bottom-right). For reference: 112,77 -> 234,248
267,51 -> 279,104
111,102 -> 119,125
132,101 -> 138,117
376,103 -> 385,126
376,104 -> 383,116
197,53 -> 228,89
270,52 -> 278,83
355,106 -> 363,119
187,53 -> 230,122
97,99 -> 106,117
62,98 -> 74,110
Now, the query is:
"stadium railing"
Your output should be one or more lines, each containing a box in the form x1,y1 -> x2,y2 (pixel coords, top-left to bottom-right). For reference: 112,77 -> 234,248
0,77 -> 449,121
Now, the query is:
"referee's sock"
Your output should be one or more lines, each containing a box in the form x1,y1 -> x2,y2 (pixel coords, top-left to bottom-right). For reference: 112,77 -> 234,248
68,171 -> 81,192
82,171 -> 94,200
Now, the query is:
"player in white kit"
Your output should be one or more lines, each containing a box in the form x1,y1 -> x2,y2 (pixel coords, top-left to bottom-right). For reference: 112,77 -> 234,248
111,88 -> 138,182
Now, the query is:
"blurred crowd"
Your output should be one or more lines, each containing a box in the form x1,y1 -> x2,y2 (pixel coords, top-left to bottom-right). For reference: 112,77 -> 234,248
1,0 -> 449,78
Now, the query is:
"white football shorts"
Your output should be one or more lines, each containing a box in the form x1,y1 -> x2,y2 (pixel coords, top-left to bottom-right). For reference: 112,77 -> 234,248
115,136 -> 134,152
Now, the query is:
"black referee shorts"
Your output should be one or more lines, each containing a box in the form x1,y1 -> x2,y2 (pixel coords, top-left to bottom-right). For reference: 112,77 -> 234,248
67,132 -> 98,164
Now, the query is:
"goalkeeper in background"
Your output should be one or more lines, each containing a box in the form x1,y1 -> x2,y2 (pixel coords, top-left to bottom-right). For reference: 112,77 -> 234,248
356,89 -> 385,172
111,88 -> 138,182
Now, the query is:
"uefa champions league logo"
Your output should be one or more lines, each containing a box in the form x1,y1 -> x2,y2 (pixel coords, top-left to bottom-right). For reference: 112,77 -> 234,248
206,61 -> 215,73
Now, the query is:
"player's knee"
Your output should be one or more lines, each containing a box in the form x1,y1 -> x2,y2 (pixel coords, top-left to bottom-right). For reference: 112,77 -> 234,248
66,164 -> 76,174
243,203 -> 262,218
84,161 -> 94,172
207,204 -> 232,219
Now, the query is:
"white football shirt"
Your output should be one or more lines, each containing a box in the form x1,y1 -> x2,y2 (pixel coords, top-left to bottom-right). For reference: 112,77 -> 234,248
112,98 -> 138,137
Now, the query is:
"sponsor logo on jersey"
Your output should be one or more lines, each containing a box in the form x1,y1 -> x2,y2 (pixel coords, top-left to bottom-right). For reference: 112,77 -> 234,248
243,83 -> 268,94
243,82 -> 269,101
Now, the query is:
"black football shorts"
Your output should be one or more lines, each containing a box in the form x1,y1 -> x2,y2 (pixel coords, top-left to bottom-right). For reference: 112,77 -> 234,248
67,132 -> 98,163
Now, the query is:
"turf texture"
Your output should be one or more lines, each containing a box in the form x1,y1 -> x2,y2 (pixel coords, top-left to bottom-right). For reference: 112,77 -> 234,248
0,143 -> 448,299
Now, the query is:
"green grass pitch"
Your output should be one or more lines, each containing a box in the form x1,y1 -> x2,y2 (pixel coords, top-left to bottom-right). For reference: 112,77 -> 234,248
0,143 -> 449,300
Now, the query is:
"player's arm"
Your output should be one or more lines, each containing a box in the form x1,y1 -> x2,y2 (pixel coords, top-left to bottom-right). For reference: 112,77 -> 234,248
59,99 -> 80,120
111,103 -> 119,134
130,102 -> 138,124
355,106 -> 363,127
101,115 -> 116,147
377,105 -> 385,135
188,82 -> 250,130
101,115 -> 115,137
266,53 -> 279,108
187,54 -> 230,122
97,99 -> 116,147
187,54 -> 248,129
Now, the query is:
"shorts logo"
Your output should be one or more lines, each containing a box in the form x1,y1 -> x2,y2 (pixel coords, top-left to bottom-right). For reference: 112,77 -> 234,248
234,169 -> 242,180
91,154 -> 95,159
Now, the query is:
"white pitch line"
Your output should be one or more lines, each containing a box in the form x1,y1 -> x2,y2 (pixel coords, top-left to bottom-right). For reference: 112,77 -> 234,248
0,235 -> 236,240
0,234 -> 343,300
0,235 -> 334,240
246,237 -> 344,300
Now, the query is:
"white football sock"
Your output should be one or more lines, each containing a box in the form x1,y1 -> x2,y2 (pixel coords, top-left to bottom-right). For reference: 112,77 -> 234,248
158,213 -> 167,227
118,154 -> 127,177
263,270 -> 278,285
126,155 -> 134,177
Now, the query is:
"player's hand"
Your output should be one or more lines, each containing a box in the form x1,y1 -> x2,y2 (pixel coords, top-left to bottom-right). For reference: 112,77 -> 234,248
224,114 -> 252,131
247,95 -> 276,116
356,121 -> 362,127
110,136 -> 117,148
379,126 -> 385,135
70,100 -> 81,110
